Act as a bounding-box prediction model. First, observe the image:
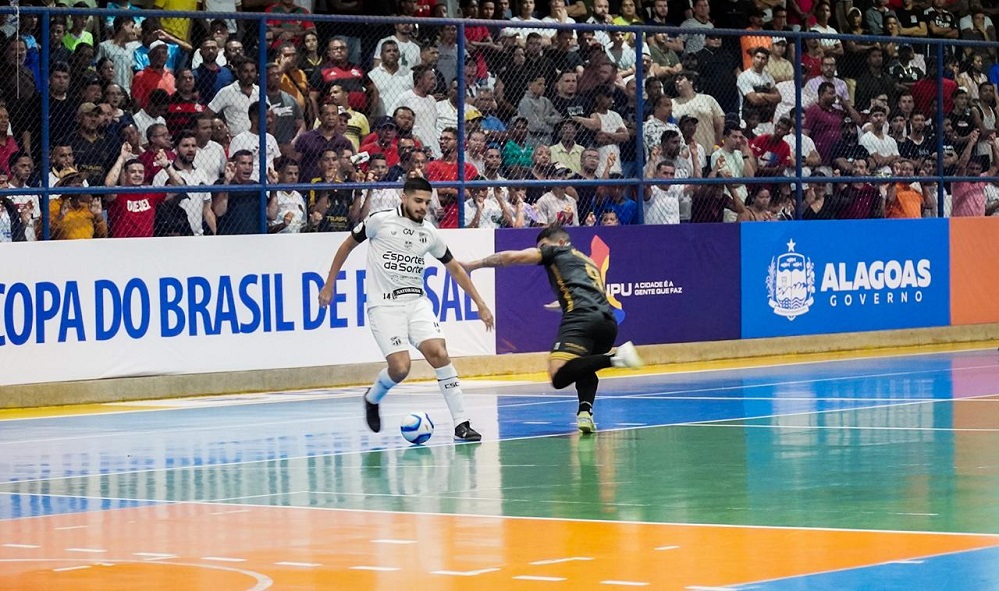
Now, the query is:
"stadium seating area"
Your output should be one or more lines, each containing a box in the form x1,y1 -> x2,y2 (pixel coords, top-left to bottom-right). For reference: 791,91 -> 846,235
1,0 -> 997,239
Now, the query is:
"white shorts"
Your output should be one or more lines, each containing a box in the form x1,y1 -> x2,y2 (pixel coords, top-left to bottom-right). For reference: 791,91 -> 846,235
367,298 -> 443,357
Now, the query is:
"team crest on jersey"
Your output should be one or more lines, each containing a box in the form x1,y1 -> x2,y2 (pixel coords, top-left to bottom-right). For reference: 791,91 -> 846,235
404,240 -> 413,250
767,239 -> 815,321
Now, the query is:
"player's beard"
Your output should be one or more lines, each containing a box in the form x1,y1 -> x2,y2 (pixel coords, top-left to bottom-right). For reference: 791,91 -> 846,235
402,201 -> 425,223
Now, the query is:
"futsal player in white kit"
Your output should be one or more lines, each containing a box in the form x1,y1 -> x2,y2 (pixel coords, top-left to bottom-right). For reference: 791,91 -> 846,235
318,177 -> 495,442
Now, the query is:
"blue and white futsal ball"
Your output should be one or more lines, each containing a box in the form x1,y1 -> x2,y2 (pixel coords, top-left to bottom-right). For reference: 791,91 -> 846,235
400,411 -> 434,445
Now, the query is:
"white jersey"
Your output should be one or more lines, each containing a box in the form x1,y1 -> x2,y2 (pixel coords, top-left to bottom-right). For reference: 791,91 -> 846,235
353,207 -> 449,308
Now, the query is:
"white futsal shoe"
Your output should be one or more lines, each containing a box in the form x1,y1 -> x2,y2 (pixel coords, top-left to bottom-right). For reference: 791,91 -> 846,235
611,341 -> 644,369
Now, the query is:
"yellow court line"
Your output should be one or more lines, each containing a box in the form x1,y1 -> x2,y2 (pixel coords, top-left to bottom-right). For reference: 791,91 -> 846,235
0,404 -> 156,421
3,340 -> 997,421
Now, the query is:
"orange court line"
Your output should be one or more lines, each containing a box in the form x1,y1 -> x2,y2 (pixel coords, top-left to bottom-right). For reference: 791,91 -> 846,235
1,504 -> 997,590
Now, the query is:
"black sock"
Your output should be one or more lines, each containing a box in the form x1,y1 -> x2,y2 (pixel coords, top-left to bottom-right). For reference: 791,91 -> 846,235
576,373 -> 598,414
552,354 -> 612,390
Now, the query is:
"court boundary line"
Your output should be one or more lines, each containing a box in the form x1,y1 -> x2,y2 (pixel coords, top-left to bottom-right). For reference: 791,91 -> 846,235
3,495 -> 999,540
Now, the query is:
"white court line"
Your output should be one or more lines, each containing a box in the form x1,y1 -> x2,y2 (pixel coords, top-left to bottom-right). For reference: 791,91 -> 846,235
176,500 -> 999,539
133,552 -> 177,560
530,557 -> 594,565
275,561 -> 321,567
692,424 -> 999,433
514,575 -> 567,581
2,544 -> 40,549
655,545 -> 681,551
65,548 -> 107,553
54,526 -> 88,530
0,558 -> 273,590
201,556 -> 247,562
53,565 -> 91,572
723,545 -> 999,589
349,565 -> 399,572
601,580 -> 649,586
432,567 -> 501,576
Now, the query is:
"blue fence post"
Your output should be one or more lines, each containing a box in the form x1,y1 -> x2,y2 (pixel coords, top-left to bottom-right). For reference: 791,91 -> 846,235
39,15 -> 50,240
634,28 -> 645,225
258,17 -> 269,234
793,33 -> 804,220
456,20 -> 467,228
935,42 -> 945,218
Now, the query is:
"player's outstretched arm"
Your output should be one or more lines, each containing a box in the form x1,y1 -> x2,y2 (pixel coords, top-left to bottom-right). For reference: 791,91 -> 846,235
460,248 -> 543,274
444,258 -> 495,331
318,234 -> 362,308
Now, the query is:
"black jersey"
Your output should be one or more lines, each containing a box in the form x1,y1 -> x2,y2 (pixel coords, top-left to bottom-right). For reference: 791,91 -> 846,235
539,245 -> 613,316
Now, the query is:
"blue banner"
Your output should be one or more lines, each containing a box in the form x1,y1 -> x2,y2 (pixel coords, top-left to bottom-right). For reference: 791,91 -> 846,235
741,219 -> 950,338
495,225 -> 742,353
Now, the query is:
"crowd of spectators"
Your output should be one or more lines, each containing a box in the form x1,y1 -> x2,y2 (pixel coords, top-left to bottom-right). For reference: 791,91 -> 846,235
2,0 -> 999,241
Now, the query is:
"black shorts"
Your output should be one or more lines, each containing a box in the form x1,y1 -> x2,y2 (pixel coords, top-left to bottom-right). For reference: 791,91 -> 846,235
551,311 -> 618,360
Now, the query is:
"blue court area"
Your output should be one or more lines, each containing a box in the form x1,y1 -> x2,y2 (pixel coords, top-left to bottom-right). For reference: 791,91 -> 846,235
2,347 -> 999,590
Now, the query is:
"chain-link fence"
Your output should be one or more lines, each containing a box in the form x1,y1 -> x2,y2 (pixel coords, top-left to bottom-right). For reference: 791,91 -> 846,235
0,6 -> 995,242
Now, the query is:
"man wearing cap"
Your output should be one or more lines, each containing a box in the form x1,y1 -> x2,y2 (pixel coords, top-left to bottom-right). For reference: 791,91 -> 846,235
131,40 -> 177,110
328,83 -> 369,151
740,9 -> 772,70
693,35 -> 739,115
360,116 -> 403,168
888,45 -> 924,95
368,39 -> 414,119
132,18 -> 189,74
48,167 -> 108,240
293,102 -> 354,183
68,102 -> 114,187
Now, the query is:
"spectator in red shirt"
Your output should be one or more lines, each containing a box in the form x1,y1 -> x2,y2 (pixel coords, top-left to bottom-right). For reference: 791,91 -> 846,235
102,142 -> 171,238
265,0 -> 315,50
360,116 -> 402,168
131,40 -> 176,110
424,126 -> 478,228
309,36 -> 376,116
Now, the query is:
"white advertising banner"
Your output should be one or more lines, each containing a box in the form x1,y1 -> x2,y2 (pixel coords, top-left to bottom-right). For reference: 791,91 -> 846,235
0,231 -> 497,386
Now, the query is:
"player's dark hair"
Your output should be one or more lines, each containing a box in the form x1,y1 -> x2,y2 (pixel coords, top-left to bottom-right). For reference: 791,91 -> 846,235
403,176 -> 433,194
536,224 -> 570,245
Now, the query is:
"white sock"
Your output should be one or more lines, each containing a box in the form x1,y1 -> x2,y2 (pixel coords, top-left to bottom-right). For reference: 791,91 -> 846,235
435,364 -> 465,424
365,368 -> 397,404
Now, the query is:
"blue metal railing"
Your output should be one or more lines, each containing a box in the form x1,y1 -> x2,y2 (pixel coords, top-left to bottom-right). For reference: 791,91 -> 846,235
1,7 -> 995,235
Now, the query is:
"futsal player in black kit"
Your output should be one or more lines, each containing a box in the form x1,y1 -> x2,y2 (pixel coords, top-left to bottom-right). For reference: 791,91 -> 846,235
461,225 -> 644,433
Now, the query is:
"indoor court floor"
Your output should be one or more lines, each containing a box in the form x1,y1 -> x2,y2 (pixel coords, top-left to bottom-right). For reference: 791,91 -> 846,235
2,344 -> 999,590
